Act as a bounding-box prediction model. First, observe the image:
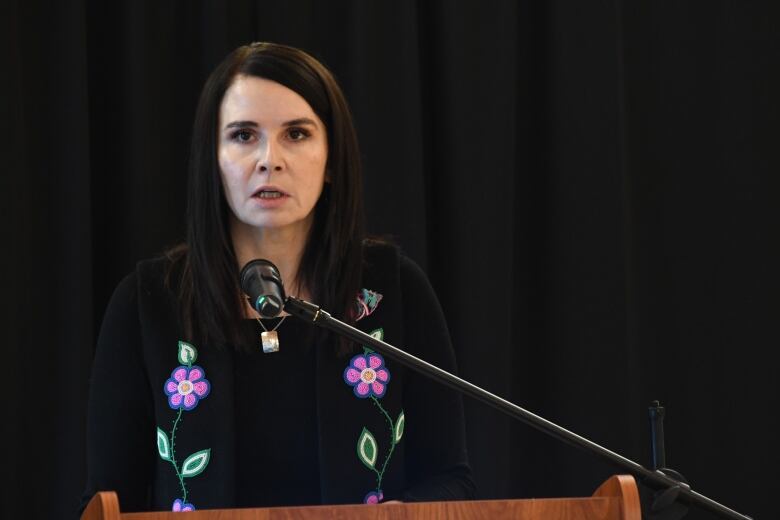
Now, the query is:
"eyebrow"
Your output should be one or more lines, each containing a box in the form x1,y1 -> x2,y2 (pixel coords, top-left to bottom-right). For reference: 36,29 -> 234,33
283,117 -> 318,128
224,120 -> 257,129
223,117 -> 319,130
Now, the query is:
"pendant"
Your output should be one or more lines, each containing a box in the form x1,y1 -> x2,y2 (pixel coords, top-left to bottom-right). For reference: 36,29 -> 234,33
261,330 -> 280,353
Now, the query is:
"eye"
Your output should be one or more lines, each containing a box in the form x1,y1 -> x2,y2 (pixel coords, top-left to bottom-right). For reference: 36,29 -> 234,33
287,127 -> 311,141
229,129 -> 255,143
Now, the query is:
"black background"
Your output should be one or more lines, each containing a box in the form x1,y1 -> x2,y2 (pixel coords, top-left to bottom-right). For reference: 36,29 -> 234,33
2,1 -> 778,519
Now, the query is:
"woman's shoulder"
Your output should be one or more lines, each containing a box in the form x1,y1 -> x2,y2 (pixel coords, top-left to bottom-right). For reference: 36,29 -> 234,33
361,239 -> 434,299
97,252 -> 184,348
361,238 -> 399,282
103,249 -> 183,316
362,237 -> 399,261
133,245 -> 186,292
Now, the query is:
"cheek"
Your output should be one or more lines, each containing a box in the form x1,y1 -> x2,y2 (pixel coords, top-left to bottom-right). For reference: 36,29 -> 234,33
305,149 -> 328,186
304,163 -> 327,199
218,150 -> 249,199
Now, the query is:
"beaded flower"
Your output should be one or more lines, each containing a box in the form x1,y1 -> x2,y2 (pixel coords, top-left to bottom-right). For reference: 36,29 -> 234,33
172,498 -> 195,512
164,365 -> 211,411
364,490 -> 384,504
343,353 -> 391,399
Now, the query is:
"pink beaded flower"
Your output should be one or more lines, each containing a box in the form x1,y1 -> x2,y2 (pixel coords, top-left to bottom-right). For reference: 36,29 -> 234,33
364,490 -> 384,504
164,365 -> 211,411
172,498 -> 195,512
343,352 -> 390,399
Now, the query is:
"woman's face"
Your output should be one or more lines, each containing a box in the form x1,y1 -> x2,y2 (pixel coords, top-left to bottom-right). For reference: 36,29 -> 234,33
218,75 -> 328,235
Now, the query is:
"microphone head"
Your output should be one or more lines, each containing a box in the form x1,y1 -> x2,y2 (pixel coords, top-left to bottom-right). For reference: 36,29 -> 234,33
239,259 -> 286,318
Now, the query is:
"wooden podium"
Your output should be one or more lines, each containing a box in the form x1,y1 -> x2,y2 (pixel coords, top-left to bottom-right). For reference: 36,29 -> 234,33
82,474 -> 640,520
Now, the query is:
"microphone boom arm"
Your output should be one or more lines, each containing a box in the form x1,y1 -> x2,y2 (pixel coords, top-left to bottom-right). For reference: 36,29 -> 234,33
283,295 -> 752,520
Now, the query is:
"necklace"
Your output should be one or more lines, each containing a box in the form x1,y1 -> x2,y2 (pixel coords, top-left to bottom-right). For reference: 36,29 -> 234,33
256,315 -> 287,353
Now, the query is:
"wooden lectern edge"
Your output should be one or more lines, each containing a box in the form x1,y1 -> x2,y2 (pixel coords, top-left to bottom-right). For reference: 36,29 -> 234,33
81,474 -> 641,519
82,491 -> 121,520
592,474 -> 641,520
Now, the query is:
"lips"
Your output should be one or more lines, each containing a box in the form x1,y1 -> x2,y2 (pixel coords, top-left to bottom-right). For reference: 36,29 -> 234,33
251,185 -> 289,199
256,191 -> 283,199
250,185 -> 290,208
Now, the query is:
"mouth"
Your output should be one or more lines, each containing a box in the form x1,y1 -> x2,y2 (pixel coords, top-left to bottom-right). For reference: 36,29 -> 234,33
252,186 -> 289,200
255,191 -> 283,199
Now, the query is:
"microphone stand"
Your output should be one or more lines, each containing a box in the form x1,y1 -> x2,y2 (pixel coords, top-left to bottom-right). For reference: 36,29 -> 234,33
284,296 -> 752,520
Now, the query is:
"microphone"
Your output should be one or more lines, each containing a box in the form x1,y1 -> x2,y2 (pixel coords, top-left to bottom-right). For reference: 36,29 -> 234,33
239,259 -> 286,318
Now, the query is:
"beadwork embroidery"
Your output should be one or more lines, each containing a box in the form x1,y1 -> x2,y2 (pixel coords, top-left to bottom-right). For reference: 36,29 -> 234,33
344,351 -> 391,399
157,341 -> 212,512
172,499 -> 195,512
364,490 -> 384,504
355,289 -> 383,321
164,365 -> 210,411
342,328 -> 405,504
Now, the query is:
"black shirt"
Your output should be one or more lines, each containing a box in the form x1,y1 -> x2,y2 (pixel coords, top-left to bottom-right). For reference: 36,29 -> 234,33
81,244 -> 475,514
234,318 -> 321,507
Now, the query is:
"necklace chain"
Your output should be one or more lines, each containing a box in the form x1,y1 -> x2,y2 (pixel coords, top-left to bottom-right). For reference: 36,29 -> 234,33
255,315 -> 287,332
245,295 -> 288,332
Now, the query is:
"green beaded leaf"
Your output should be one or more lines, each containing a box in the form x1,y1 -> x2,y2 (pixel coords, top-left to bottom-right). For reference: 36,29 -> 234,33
178,341 -> 198,366
181,449 -> 211,477
156,428 -> 171,461
356,428 -> 378,469
394,410 -> 405,443
363,328 -> 384,354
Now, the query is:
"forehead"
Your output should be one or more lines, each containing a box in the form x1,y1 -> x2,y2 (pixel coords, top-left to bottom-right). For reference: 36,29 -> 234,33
219,75 -> 321,127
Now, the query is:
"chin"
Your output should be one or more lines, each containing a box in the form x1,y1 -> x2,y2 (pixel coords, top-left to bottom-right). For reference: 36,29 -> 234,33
239,215 -> 306,231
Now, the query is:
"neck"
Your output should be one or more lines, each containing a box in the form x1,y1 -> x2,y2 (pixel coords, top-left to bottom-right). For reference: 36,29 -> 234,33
230,217 -> 313,311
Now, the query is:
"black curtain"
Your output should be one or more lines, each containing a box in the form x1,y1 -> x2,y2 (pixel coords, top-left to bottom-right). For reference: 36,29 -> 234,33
3,1 -> 778,519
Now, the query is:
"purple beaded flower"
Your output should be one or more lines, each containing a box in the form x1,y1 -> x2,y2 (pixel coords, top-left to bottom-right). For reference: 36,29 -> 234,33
164,365 -> 210,411
172,498 -> 195,512
344,353 -> 390,398
364,490 -> 384,504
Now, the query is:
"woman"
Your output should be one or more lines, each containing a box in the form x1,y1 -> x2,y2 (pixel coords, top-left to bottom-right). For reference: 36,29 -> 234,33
81,42 -> 474,513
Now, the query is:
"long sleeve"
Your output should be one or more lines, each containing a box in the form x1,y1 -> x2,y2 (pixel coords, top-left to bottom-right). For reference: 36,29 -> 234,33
79,273 -> 154,515
399,256 -> 476,501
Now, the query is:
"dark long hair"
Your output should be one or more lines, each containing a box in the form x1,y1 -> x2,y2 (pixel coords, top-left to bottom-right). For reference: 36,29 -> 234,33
168,42 -> 365,350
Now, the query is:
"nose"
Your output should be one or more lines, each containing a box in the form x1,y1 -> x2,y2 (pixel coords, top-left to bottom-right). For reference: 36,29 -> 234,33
256,139 -> 283,173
